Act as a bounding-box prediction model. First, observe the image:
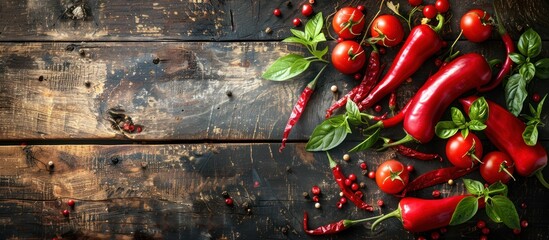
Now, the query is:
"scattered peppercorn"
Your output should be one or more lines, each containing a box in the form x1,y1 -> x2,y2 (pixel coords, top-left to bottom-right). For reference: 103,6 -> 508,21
360,162 -> 367,170
67,199 -> 75,208
225,198 -> 234,206
342,154 -> 350,161
447,179 -> 454,185
348,174 -> 357,182
330,85 -> 338,92
476,220 -> 486,229
374,105 -> 382,112
479,235 -> 488,240
48,161 -> 54,167
84,81 -> 91,88
533,93 -> 541,102
368,171 -> 375,179
110,156 -> 120,164
439,227 -> 447,234
481,227 -> 490,235
521,202 -> 527,209
62,209 -> 70,217
513,228 -> 521,235
339,197 -> 347,204
377,199 -> 384,207
431,231 -> 440,240
354,190 -> 363,199
302,191 -> 310,198
379,47 -> 386,55
432,190 -> 441,198
311,185 -> 321,195
38,76 -> 44,82
273,8 -> 281,16
312,195 -> 320,202
225,90 -> 233,97
521,219 -> 528,228
351,183 -> 359,191
292,18 -> 301,27
301,4 -> 313,17
339,192 -> 344,197
314,202 -> 321,209
417,236 -> 426,240
344,178 -> 352,186
265,27 -> 273,34
406,165 -> 414,172
359,182 -> 366,188
152,58 -> 160,64
354,73 -> 362,80
336,202 -> 343,209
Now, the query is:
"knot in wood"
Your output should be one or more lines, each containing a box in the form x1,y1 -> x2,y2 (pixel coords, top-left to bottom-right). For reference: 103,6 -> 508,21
110,156 -> 121,165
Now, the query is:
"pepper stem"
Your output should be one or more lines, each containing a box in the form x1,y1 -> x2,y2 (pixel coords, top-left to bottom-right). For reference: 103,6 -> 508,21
326,152 -> 337,169
371,208 -> 401,231
535,170 -> 549,189
432,14 -> 445,33
343,214 -> 385,228
307,65 -> 328,90
380,134 -> 416,150
365,121 -> 383,131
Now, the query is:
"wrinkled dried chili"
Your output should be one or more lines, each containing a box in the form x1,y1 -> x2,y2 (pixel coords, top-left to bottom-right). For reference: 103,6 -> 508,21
397,166 -> 477,197
393,145 -> 443,162
327,153 -> 374,211
280,66 -> 327,152
303,211 -> 382,235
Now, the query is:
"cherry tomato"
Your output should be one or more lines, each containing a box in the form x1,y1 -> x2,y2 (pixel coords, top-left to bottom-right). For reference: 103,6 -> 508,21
480,151 -> 515,184
370,15 -> 405,47
332,7 -> 366,39
293,18 -> 302,27
331,41 -> 367,74
445,132 -> 483,169
435,0 -> 450,13
423,5 -> 438,19
460,9 -> 493,43
301,4 -> 313,17
357,5 -> 365,12
375,159 -> 409,194
408,0 -> 422,7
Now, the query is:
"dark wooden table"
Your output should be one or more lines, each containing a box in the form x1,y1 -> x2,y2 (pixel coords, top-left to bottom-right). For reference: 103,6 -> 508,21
1,0 -> 549,239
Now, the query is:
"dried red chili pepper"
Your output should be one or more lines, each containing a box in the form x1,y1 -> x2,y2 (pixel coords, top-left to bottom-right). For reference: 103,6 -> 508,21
393,145 -> 443,162
280,66 -> 327,152
327,153 -> 374,211
325,49 -> 380,118
303,211 -> 382,235
460,96 -> 549,188
397,166 -> 477,197
359,15 -> 445,110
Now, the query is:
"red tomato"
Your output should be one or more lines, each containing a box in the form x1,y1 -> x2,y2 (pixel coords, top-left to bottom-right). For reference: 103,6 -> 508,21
331,41 -> 367,74
446,132 -> 483,169
370,15 -> 405,47
480,151 -> 516,184
301,4 -> 313,17
423,5 -> 438,19
375,160 -> 409,194
332,7 -> 366,39
435,0 -> 450,13
460,9 -> 493,43
408,0 -> 422,7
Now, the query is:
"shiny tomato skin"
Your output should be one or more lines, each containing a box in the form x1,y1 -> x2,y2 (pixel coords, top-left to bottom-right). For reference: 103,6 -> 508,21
408,0 -> 422,6
435,0 -> 450,13
460,9 -> 493,43
446,132 -> 483,169
331,41 -> 367,74
375,160 -> 409,194
480,151 -> 515,184
332,7 -> 366,39
301,4 -> 313,17
423,5 -> 438,19
370,15 -> 405,47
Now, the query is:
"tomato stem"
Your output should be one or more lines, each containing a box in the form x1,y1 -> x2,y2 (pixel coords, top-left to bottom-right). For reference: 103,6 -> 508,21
360,0 -> 385,45
535,170 -> 549,189
500,161 -> 516,181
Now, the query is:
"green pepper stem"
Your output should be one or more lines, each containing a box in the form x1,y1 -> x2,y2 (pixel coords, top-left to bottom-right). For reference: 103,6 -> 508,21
343,214 -> 385,228
371,208 -> 401,231
535,170 -> 549,189
365,121 -> 383,132
432,14 -> 445,33
326,152 -> 337,169
306,65 -> 328,90
380,134 -> 415,150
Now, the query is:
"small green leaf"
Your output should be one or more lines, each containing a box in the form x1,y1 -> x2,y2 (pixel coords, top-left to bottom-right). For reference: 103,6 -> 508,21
468,120 -> 487,131
311,33 -> 326,43
435,121 -> 459,139
522,124 -> 539,146
536,94 -> 547,118
290,29 -> 306,40
311,46 -> 328,61
349,128 -> 381,152
518,28 -> 542,58
504,74 -> 528,116
486,201 -> 503,223
451,107 -> 467,127
509,52 -> 526,65
345,98 -> 361,121
305,12 -> 323,41
535,58 -> 549,79
461,128 -> 470,139
488,181 -> 508,196
306,116 -> 349,151
519,62 -> 536,82
282,36 -> 309,46
262,54 -> 309,81
450,196 -> 479,225
491,195 -> 521,229
386,1 -> 400,16
469,97 -> 489,122
463,178 -> 485,195
326,114 -> 347,127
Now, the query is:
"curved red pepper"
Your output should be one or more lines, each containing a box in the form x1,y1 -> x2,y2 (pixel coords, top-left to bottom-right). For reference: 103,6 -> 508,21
359,16 -> 445,110
460,96 -> 549,188
402,53 -> 492,143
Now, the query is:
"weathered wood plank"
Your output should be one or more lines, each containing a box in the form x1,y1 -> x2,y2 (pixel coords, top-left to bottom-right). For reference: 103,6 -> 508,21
0,0 -> 547,41
2,41 -> 549,141
1,143 -> 548,239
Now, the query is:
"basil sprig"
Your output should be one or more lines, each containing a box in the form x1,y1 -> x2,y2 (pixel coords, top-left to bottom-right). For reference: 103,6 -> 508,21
521,94 -> 547,145
262,13 -> 328,81
435,97 -> 488,139
505,28 -> 549,116
450,179 -> 520,230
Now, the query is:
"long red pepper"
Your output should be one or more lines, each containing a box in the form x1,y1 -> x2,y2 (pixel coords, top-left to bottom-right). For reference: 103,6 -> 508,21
393,145 -> 443,162
327,153 -> 374,211
358,14 -> 445,110
279,66 -> 327,152
372,195 -> 469,233
397,166 -> 477,197
365,98 -> 411,131
385,53 -> 492,147
325,49 -> 381,118
460,96 -> 549,188
303,211 -> 382,235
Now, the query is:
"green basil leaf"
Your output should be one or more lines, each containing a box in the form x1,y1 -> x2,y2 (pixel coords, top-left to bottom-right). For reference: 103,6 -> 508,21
435,121 -> 459,139
311,33 -> 327,44
535,58 -> 549,79
469,97 -> 489,122
312,46 -> 328,60
306,116 -> 349,151
519,62 -> 536,83
488,181 -> 508,196
349,128 -> 381,152
345,98 -> 361,121
327,114 -> 347,127
485,201 -> 503,223
518,28 -> 542,58
529,103 -> 537,116
536,94 -> 547,118
463,178 -> 485,195
450,196 -> 479,225
282,36 -> 309,46
262,54 -> 309,81
491,195 -> 521,229
290,29 -> 307,40
451,107 -> 467,127
305,12 -> 323,41
509,52 -> 526,65
522,124 -> 539,146
468,120 -> 487,131
461,128 -> 470,139
504,74 -> 528,116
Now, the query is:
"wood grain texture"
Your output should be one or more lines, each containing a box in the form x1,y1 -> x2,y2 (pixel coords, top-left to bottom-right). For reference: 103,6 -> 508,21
2,41 -> 549,141
0,0 -> 547,41
1,143 -> 548,239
